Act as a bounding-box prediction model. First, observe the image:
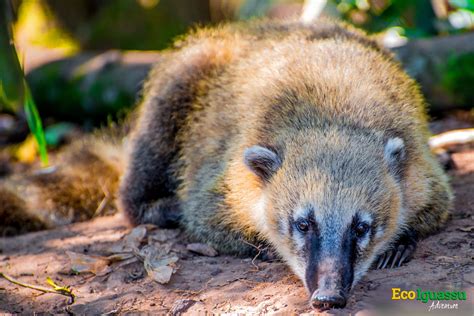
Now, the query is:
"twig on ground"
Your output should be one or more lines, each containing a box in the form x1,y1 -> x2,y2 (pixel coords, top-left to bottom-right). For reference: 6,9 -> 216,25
0,272 -> 76,304
241,240 -> 266,271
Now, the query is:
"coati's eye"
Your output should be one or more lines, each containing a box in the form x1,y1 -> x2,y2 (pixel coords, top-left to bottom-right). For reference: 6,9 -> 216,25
355,222 -> 370,238
296,219 -> 310,233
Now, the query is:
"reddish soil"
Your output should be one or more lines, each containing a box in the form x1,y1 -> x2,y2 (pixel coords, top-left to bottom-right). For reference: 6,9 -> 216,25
0,136 -> 473,315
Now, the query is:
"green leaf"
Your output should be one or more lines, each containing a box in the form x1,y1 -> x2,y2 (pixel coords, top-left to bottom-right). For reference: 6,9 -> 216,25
24,85 -> 48,166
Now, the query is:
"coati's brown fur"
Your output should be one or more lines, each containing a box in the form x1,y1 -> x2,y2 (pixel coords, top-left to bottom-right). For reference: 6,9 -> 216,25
0,138 -> 123,236
0,18 -> 452,308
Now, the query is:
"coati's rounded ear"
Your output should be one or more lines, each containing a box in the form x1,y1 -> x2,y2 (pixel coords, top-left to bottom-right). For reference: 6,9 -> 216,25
243,145 -> 282,182
384,137 -> 406,177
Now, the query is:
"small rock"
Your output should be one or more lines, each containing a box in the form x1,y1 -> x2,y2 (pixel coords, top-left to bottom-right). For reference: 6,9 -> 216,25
169,299 -> 197,316
186,243 -> 218,257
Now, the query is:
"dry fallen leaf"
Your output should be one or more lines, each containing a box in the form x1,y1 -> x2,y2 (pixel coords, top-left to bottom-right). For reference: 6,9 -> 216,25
66,251 -> 110,276
87,225 -> 181,284
110,225 -> 148,253
141,245 -> 179,284
146,265 -> 174,284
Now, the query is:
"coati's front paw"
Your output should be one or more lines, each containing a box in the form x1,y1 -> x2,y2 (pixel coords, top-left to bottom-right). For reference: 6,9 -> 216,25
373,231 -> 418,269
374,244 -> 416,269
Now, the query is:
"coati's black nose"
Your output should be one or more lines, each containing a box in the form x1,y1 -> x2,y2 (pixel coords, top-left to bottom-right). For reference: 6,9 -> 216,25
310,289 -> 347,310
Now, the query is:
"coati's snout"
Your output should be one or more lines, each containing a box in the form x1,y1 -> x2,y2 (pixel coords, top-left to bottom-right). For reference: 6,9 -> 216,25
298,212 -> 372,310
305,241 -> 353,310
308,258 -> 349,309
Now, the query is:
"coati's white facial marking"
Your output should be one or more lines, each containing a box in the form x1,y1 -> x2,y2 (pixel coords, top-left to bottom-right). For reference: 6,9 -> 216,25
251,194 -> 268,233
375,225 -> 385,239
287,256 -> 306,282
294,205 -> 311,220
358,212 -> 373,224
353,235 -> 391,284
357,212 -> 373,250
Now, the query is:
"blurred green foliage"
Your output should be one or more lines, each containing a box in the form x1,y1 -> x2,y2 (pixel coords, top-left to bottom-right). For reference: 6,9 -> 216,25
441,52 -> 474,105
17,0 -> 472,52
331,0 -> 474,36
0,2 -> 24,112
26,52 -> 149,126
44,122 -> 76,147
333,0 -> 438,36
1,0 -> 48,165
41,0 -> 211,50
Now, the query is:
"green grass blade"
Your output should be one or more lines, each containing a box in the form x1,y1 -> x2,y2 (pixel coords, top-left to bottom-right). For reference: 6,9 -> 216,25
24,84 -> 49,166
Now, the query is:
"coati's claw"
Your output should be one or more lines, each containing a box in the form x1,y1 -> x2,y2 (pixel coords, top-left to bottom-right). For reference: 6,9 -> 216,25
376,253 -> 386,269
390,246 -> 403,268
374,238 -> 417,270
397,244 -> 415,267
381,250 -> 393,269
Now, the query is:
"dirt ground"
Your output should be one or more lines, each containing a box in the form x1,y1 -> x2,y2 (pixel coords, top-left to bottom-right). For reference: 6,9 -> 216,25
0,131 -> 473,315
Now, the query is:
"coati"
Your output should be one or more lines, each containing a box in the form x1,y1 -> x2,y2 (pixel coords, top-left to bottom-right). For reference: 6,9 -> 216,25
1,19 -> 452,310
